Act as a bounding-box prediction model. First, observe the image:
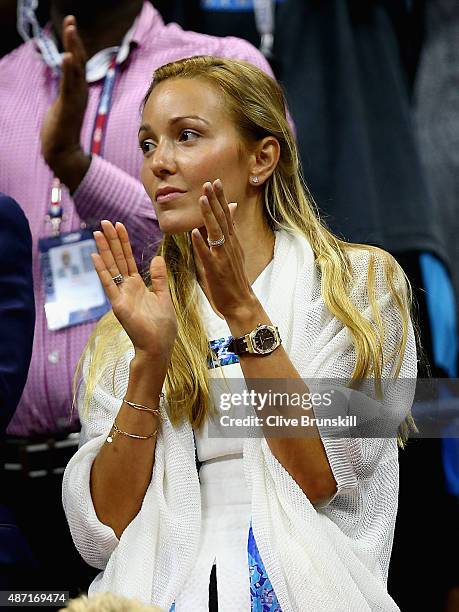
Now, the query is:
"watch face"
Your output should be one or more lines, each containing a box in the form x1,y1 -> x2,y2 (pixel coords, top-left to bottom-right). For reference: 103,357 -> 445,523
253,326 -> 276,353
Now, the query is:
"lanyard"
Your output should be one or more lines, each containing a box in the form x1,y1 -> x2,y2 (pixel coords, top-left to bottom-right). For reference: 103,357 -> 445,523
253,0 -> 275,58
91,55 -> 118,156
46,54 -> 119,236
18,0 -> 62,75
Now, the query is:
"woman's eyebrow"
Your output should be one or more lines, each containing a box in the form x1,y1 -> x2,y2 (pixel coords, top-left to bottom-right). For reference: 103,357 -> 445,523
138,123 -> 151,136
169,115 -> 210,126
138,115 -> 210,136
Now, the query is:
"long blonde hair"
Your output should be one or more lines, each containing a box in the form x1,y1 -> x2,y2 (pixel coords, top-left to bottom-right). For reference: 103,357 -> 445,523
61,592 -> 163,612
75,56 -> 416,444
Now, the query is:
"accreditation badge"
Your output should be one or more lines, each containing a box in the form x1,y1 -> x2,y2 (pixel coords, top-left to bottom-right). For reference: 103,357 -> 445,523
38,228 -> 110,331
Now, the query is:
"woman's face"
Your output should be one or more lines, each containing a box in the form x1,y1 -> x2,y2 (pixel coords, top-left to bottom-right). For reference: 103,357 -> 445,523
139,78 -> 252,235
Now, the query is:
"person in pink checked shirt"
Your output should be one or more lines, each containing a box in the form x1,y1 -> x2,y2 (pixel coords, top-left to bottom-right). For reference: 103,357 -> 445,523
0,0 -> 274,598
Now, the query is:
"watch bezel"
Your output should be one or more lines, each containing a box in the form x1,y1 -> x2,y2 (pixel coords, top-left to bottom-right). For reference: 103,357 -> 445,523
249,324 -> 279,354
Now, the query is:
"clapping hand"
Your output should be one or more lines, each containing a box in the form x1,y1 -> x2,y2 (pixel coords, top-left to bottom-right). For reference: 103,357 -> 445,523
92,221 -> 178,362
40,16 -> 91,192
191,179 -> 256,319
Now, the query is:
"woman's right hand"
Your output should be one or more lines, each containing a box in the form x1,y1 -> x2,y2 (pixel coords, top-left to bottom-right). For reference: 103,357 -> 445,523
92,220 -> 177,361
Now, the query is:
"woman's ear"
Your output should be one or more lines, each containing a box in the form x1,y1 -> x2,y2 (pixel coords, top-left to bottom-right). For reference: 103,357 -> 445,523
249,136 -> 281,186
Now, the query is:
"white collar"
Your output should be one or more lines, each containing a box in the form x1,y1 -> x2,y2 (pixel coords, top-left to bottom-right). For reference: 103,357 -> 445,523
46,20 -> 135,82
83,21 -> 135,83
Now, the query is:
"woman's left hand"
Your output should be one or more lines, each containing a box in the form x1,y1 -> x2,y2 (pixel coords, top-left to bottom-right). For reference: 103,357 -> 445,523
191,179 -> 256,319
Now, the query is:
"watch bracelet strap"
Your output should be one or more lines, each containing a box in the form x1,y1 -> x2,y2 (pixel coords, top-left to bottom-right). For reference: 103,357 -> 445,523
228,334 -> 249,355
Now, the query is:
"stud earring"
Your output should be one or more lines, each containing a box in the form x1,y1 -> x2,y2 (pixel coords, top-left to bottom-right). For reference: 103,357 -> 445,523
250,176 -> 260,184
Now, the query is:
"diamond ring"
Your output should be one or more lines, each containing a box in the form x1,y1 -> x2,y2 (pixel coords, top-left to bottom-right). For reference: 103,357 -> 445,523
112,274 -> 124,285
207,235 -> 226,247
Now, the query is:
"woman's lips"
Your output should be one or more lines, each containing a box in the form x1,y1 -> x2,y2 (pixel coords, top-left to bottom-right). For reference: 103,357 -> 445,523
155,191 -> 186,203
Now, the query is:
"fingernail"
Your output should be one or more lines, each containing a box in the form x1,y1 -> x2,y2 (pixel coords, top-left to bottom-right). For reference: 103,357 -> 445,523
215,179 -> 222,189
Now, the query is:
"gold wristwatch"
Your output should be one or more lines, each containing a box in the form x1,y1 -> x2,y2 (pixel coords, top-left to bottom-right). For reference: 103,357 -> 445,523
227,323 -> 282,356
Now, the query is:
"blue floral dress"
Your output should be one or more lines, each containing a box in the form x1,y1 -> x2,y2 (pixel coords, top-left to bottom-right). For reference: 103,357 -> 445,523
247,519 -> 282,611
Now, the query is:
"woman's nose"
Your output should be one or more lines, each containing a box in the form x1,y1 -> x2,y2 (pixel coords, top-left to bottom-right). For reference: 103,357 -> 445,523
150,140 -> 177,177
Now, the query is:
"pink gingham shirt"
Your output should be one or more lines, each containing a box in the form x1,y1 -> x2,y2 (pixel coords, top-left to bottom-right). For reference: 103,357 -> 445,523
0,1 -> 274,436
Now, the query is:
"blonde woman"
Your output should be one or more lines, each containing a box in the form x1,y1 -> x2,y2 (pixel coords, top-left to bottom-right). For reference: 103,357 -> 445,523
61,592 -> 164,612
63,56 -> 417,612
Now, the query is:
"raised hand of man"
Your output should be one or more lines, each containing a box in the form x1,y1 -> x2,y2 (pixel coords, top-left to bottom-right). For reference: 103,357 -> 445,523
41,15 -> 91,193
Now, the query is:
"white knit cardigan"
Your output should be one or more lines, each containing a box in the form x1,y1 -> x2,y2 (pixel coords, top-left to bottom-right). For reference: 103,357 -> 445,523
62,229 -> 417,611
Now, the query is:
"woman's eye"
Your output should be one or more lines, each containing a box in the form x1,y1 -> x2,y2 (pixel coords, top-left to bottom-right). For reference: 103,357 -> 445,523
179,130 -> 199,142
139,140 -> 155,154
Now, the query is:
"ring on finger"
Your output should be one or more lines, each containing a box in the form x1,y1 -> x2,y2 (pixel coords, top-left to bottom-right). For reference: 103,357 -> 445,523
112,273 -> 124,285
207,235 -> 225,248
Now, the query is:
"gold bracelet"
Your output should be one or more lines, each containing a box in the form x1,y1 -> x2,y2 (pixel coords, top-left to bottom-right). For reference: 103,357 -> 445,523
122,393 -> 165,421
106,419 -> 158,444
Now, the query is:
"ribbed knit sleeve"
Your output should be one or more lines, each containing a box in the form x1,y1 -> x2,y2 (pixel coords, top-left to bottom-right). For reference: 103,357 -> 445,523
318,435 -> 358,500
63,434 -> 120,568
62,349 -> 128,568
72,155 -> 161,265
